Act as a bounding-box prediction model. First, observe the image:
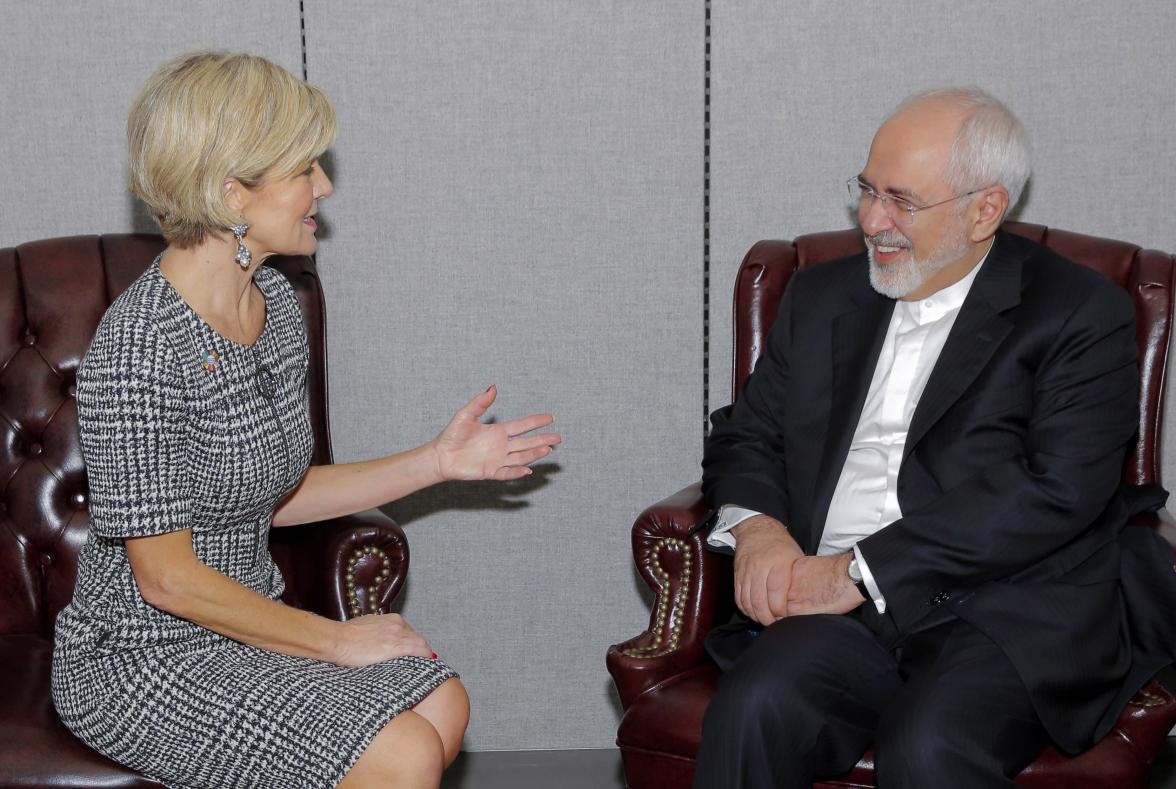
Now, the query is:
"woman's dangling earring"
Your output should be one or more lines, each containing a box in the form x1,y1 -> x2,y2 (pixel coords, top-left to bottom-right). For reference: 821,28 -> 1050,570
230,222 -> 252,270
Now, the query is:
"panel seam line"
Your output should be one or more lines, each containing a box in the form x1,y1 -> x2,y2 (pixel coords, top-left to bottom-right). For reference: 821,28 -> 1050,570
703,0 -> 712,441
299,1 -> 309,81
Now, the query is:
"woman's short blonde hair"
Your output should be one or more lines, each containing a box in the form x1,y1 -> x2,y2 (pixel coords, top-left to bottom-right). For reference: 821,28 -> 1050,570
127,51 -> 337,247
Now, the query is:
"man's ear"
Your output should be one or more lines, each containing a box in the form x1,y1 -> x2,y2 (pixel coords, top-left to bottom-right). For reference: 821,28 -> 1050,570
223,177 -> 248,214
969,186 -> 1009,242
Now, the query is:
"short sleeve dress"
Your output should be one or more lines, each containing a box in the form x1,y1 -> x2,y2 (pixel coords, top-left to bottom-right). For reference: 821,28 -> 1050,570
52,259 -> 456,789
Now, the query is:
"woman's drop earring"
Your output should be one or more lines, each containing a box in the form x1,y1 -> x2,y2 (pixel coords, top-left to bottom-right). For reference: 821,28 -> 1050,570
230,223 -> 252,270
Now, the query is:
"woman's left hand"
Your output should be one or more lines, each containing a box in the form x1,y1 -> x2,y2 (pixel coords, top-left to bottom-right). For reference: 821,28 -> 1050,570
432,385 -> 561,481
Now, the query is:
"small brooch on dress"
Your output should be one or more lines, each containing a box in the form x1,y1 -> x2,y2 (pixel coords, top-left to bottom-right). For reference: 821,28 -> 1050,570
200,349 -> 221,372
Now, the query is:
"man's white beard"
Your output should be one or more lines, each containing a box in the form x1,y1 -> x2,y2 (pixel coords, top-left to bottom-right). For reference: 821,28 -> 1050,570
867,226 -> 970,299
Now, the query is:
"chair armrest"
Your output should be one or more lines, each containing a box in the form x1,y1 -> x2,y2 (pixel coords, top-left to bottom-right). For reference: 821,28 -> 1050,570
319,509 -> 410,621
606,482 -> 735,710
1106,509 -> 1176,763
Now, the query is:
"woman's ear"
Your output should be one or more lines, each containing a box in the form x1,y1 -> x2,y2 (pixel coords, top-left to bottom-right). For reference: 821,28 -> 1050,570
223,177 -> 247,214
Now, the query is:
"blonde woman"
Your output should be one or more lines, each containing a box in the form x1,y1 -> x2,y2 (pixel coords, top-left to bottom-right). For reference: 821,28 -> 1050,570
51,52 -> 559,789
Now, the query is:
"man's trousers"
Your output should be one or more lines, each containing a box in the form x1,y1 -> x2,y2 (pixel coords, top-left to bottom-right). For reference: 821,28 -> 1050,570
692,612 -> 1049,788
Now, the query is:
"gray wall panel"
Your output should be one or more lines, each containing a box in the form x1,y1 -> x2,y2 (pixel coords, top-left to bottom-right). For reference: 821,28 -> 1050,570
0,1 -> 303,247
708,2 -> 1176,487
305,1 -> 703,750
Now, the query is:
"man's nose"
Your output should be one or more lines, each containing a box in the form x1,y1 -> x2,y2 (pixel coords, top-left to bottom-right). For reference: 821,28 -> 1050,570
859,197 -> 895,236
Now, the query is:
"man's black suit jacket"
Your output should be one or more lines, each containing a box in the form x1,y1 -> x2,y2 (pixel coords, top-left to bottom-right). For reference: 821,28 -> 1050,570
702,230 -> 1176,754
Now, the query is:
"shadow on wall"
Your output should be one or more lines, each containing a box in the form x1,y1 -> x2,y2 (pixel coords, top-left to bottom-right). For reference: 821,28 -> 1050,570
382,462 -> 561,527
381,463 -> 560,615
130,195 -> 155,235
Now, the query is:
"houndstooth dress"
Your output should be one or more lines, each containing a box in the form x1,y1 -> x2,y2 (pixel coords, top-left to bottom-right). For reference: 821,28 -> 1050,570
52,258 -> 456,789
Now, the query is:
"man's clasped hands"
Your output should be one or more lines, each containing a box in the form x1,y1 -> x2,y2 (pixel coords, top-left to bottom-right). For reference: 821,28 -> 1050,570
731,515 -> 866,625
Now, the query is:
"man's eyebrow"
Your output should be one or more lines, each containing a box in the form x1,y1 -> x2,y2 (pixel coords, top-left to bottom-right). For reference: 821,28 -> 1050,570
887,185 -> 923,203
858,174 -> 923,204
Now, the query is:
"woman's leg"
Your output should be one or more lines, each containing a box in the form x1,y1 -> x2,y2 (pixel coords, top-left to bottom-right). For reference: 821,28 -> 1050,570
338,710 -> 444,789
412,678 -> 470,766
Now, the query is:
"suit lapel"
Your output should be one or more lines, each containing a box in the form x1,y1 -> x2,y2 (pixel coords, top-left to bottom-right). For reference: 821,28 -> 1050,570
902,233 -> 1025,461
810,278 -> 894,540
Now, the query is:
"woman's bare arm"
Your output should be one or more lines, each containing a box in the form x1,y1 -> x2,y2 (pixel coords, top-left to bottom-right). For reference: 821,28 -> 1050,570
272,444 -> 442,527
126,530 -> 432,666
273,385 -> 559,527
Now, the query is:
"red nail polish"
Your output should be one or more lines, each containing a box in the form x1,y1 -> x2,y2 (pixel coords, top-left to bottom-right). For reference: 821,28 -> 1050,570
431,652 -> 438,659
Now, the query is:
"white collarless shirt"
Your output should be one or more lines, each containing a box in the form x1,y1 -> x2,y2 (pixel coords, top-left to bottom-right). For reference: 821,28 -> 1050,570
708,249 -> 989,613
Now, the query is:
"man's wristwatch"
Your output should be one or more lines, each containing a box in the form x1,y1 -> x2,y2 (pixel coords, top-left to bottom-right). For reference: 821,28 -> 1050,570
847,557 -> 870,601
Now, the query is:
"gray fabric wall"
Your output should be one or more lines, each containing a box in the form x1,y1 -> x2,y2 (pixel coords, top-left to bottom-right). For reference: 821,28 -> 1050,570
2,0 -> 1174,754
0,2 -> 303,243
302,1 -> 703,751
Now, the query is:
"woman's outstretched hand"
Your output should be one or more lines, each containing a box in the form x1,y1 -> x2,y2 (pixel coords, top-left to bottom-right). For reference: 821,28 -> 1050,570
432,385 -> 560,481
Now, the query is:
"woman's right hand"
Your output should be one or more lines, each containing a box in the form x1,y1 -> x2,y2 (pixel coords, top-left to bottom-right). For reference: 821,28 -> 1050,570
332,613 -> 434,667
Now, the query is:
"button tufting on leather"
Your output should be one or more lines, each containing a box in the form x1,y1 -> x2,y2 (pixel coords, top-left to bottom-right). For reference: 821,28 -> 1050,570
0,501 -> 7,515
65,382 -> 77,397
22,333 -> 36,347
28,442 -> 43,457
72,492 -> 87,509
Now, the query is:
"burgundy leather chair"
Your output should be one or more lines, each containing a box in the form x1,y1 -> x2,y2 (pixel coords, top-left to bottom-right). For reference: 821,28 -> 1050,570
0,234 -> 411,787
608,222 -> 1176,788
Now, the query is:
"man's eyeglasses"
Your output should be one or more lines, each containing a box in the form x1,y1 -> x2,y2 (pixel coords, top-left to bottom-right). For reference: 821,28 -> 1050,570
846,178 -> 985,226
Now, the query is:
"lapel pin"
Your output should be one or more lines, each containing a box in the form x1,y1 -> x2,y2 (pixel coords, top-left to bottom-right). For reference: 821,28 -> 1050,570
201,349 -> 221,372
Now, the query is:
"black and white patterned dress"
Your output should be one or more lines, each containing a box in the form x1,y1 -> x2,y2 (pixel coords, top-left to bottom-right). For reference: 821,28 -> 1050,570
52,258 -> 455,789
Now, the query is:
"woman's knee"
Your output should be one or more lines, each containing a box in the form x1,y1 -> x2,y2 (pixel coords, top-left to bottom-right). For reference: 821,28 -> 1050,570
339,710 -> 444,789
412,678 -> 470,766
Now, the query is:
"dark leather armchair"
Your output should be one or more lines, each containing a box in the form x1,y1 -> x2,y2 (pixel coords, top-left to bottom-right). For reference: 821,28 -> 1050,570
608,222 -> 1176,788
0,235 -> 411,787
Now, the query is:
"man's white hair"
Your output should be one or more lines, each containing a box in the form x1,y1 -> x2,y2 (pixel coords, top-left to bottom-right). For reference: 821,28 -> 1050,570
893,87 -> 1033,214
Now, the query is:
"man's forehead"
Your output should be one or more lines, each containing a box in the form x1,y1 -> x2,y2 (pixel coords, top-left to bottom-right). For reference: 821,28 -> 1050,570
861,106 -> 961,199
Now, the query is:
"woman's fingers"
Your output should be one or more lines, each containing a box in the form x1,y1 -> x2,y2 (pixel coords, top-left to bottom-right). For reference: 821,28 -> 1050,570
383,615 -> 433,658
398,638 -> 434,658
507,433 -> 561,454
492,466 -> 533,481
458,385 -> 498,420
499,447 -> 553,471
502,412 -> 555,437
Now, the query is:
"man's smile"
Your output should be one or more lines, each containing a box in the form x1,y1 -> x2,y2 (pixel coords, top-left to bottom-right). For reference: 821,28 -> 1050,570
867,232 -> 912,264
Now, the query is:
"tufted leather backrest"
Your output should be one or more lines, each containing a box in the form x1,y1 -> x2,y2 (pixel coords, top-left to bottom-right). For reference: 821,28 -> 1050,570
0,235 -> 336,638
731,221 -> 1175,488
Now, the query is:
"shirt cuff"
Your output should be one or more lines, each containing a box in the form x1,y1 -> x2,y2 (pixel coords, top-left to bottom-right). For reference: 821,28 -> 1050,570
706,505 -> 765,550
853,544 -> 887,614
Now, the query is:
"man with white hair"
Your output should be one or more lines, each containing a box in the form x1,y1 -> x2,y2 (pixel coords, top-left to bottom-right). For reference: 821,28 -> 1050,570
695,88 -> 1176,787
